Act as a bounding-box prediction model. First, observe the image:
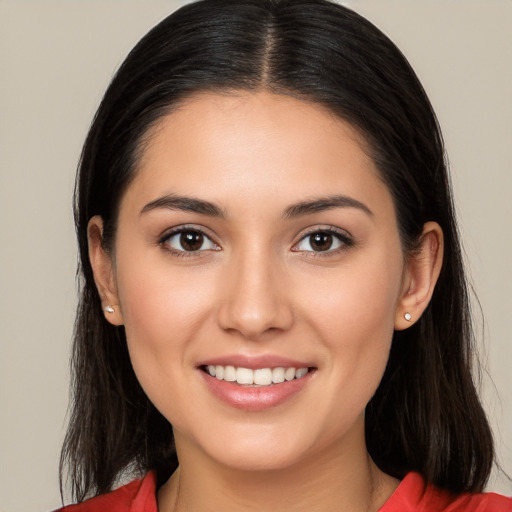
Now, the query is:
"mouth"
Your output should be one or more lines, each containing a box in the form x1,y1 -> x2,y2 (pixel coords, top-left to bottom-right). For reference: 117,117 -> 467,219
197,356 -> 317,410
200,365 -> 315,387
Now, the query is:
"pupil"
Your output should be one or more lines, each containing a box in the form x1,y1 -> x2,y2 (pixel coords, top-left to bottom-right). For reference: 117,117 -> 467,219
180,231 -> 203,251
311,232 -> 333,251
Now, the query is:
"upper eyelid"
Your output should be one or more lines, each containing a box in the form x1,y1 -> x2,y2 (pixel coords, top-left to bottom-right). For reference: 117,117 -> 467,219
158,224 -> 217,243
292,227 -> 354,254
296,225 -> 353,241
159,226 -> 220,256
157,224 -> 353,248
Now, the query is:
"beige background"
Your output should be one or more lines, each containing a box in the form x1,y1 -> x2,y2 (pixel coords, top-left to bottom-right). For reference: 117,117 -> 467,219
0,1 -> 510,510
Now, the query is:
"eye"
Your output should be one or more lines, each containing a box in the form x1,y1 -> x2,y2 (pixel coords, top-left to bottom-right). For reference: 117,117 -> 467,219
294,229 -> 351,253
162,228 -> 218,253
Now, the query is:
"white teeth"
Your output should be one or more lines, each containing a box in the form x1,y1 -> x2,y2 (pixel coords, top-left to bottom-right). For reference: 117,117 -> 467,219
284,367 -> 296,381
205,365 -> 310,386
236,367 -> 254,385
223,365 -> 236,382
295,368 -> 308,379
254,368 -> 273,385
272,367 -> 285,384
215,365 -> 224,380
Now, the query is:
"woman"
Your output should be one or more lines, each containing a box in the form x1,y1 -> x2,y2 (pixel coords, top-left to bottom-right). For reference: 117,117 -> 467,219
56,0 -> 511,510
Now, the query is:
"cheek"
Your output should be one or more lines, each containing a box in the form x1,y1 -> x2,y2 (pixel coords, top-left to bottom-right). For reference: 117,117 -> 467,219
303,251 -> 402,344
116,241 -> 215,340
112,245 -> 217,402
298,249 -> 403,410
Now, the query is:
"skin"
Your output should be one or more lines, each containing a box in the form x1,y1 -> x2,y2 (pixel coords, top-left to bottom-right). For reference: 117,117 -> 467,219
89,91 -> 443,511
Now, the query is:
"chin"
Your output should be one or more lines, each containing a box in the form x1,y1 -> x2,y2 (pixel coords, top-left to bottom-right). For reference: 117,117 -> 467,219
178,420 -> 318,472
207,442 -> 308,472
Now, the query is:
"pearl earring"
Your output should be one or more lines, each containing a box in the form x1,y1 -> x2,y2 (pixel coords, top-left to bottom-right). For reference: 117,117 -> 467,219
104,305 -> 115,314
404,312 -> 412,321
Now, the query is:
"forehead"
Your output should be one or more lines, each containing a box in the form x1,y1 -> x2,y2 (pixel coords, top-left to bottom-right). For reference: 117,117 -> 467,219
122,91 -> 393,219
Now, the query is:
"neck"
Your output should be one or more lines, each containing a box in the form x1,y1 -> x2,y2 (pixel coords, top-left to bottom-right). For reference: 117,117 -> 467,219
158,426 -> 398,512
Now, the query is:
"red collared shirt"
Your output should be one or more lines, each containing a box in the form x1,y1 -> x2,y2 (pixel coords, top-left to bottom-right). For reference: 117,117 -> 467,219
55,471 -> 512,511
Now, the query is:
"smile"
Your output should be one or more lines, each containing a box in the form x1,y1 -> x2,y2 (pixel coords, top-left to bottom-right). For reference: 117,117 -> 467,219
199,361 -> 316,411
204,365 -> 310,386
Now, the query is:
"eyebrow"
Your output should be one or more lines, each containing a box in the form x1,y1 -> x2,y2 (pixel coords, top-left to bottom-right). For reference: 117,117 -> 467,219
283,195 -> 373,219
140,193 -> 373,219
140,194 -> 225,217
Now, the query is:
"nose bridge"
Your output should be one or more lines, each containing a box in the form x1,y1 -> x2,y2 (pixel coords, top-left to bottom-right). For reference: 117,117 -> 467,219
217,240 -> 292,338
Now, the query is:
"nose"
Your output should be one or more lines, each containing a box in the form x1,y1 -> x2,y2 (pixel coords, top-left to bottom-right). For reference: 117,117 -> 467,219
217,247 -> 294,340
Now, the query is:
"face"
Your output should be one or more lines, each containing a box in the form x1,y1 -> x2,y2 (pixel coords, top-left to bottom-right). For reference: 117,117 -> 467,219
102,92 -> 410,471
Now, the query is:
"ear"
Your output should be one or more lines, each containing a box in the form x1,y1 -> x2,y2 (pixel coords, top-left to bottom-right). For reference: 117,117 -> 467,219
87,216 -> 124,326
395,221 -> 444,330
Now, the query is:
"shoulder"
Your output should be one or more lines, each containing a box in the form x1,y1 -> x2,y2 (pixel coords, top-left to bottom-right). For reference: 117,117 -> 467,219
380,472 -> 512,512
52,471 -> 157,512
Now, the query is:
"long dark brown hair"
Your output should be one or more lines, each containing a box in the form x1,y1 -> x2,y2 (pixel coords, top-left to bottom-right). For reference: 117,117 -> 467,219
61,0 -> 494,502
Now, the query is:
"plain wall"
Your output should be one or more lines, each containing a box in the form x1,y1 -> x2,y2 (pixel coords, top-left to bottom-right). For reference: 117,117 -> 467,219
0,1 -> 510,510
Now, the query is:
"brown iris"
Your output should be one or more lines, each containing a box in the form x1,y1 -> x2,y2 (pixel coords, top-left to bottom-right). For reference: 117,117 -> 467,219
309,232 -> 334,251
180,231 -> 204,251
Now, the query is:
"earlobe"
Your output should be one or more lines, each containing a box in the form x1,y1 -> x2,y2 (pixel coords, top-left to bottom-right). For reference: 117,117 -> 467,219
395,221 -> 444,330
87,216 -> 124,326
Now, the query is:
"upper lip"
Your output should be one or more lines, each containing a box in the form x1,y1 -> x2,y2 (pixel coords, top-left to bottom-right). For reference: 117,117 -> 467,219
197,354 -> 315,370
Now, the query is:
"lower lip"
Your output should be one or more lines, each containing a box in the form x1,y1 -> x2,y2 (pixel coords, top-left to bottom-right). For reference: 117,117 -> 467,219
199,369 -> 314,411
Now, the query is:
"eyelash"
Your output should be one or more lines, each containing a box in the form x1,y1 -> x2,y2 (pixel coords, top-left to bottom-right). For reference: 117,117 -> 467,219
292,227 -> 354,257
158,226 -> 219,258
158,226 -> 354,258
